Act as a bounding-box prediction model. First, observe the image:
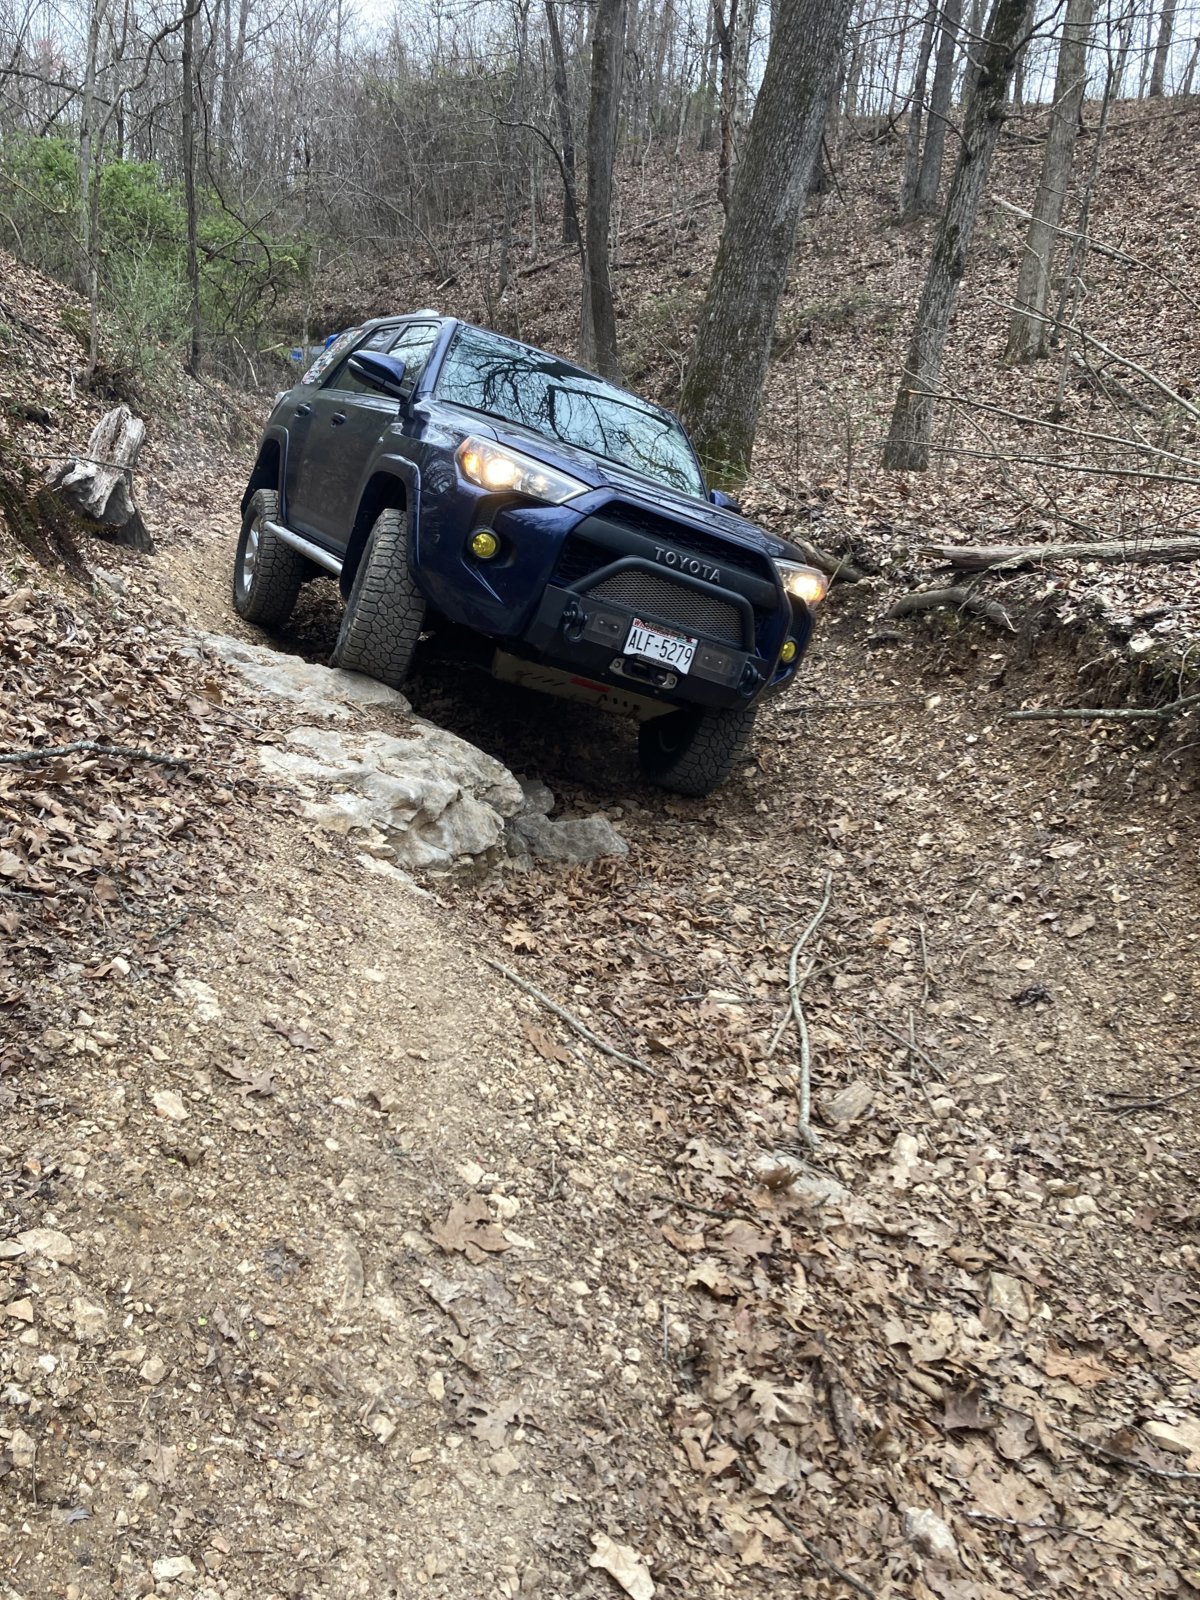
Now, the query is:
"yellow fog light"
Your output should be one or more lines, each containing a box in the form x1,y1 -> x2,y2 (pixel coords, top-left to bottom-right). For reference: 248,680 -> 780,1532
470,529 -> 499,559
780,639 -> 797,664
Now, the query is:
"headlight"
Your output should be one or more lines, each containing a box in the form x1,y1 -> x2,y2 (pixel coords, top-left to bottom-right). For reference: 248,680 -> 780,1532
456,437 -> 586,505
774,559 -> 829,607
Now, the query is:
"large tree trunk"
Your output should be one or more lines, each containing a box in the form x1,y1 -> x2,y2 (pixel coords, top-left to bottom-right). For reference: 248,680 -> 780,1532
1149,0 -> 1177,95
899,0 -> 938,215
579,0 -> 626,380
545,0 -> 580,244
1004,0 -> 1094,364
882,0 -> 1036,472
679,0 -> 852,484
912,0 -> 963,214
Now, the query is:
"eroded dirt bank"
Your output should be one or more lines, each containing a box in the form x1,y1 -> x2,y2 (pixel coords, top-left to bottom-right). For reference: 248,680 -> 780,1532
4,488 -> 1198,1600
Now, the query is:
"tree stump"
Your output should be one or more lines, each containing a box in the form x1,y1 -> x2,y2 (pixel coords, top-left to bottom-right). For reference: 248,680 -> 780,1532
47,405 -> 152,551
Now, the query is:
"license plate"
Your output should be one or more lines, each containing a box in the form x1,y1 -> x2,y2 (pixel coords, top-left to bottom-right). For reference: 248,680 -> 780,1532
624,618 -> 696,673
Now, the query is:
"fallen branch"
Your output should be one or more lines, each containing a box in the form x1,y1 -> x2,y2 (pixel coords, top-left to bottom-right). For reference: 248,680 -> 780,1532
776,1507 -> 877,1600
484,957 -> 650,1075
788,536 -> 865,584
1057,1425 -> 1200,1484
870,1016 -> 946,1083
0,741 -> 192,767
650,1192 -> 759,1225
1004,692 -> 1200,725
772,873 -> 833,1152
900,387 -> 1200,472
885,587 -> 1015,631
921,535 -> 1200,572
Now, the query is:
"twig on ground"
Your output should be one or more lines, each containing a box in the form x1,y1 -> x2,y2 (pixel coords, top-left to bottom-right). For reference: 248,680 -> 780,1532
772,873 -> 834,1150
650,1192 -> 759,1225
1004,692 -> 1200,725
776,1507 -> 877,1599
1057,1424 -> 1200,1483
0,741 -> 192,767
484,957 -> 651,1075
871,1016 -> 946,1082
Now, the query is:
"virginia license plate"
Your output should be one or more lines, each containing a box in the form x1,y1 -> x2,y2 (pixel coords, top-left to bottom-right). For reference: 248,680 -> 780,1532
624,618 -> 696,673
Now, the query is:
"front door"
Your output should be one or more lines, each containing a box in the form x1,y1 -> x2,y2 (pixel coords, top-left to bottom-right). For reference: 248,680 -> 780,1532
289,322 -> 441,550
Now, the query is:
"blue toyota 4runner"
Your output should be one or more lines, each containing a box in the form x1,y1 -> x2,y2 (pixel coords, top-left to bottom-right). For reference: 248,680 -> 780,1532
234,315 -> 827,795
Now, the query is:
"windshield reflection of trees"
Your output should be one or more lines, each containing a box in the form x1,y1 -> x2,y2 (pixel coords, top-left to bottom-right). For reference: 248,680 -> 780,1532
438,331 -> 700,495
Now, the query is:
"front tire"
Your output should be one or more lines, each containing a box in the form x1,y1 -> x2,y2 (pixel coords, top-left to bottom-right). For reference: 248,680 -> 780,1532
232,488 -> 305,627
330,507 -> 424,688
638,704 -> 758,796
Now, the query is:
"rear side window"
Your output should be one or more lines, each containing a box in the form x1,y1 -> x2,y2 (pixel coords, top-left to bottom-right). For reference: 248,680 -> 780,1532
322,323 -> 439,396
299,326 -> 360,385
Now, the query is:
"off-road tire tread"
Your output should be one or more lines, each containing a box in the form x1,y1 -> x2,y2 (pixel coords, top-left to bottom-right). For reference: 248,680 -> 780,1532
331,508 -> 424,688
638,704 -> 758,797
233,488 -> 305,627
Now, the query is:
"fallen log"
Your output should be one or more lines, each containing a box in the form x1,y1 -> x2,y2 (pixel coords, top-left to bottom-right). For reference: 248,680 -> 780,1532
920,535 -> 1200,572
789,536 -> 865,583
47,404 -> 152,551
885,586 -> 1015,631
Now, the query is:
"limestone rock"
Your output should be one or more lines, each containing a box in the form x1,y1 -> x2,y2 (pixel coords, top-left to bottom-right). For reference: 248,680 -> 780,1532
195,632 -> 411,721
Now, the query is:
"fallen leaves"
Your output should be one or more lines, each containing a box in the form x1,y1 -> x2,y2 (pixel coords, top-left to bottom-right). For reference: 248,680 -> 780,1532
588,1533 -> 655,1600
432,1196 -> 511,1263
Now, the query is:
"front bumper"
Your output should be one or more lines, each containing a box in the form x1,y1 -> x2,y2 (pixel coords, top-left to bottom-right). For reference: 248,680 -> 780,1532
524,558 -> 775,710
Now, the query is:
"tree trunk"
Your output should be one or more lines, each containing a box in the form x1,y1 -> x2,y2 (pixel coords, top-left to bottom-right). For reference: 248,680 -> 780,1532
181,0 -> 203,377
715,0 -> 736,208
1149,0 -> 1177,95
882,0 -> 1036,472
1181,31 -> 1200,95
545,0 -> 580,244
679,0 -> 852,483
78,0 -> 105,385
1004,0 -> 1094,364
699,0 -> 719,152
579,0 -> 626,380
912,0 -> 964,214
900,0 -> 938,215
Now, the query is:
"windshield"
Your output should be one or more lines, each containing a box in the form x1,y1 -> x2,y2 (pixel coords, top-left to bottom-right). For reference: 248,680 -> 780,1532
435,326 -> 705,497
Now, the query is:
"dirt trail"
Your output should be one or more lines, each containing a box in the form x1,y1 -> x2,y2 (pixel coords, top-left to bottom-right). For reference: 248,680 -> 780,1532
4,483 -> 1200,1600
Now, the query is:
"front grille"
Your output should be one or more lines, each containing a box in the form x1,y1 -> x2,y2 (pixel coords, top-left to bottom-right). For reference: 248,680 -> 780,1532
588,570 -> 742,646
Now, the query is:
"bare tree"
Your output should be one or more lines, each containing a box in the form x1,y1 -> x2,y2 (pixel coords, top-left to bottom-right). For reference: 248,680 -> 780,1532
912,0 -> 963,214
1149,0 -> 1178,92
680,0 -> 852,482
1005,0 -> 1095,364
544,0 -> 579,244
900,0 -> 938,214
579,0 -> 626,379
883,0 -> 1036,471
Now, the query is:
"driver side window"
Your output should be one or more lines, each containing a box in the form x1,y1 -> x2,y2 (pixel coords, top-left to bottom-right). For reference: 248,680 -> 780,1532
385,324 -> 438,389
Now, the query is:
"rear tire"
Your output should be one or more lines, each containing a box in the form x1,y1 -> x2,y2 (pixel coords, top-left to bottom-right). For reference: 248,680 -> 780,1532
232,488 -> 305,627
330,507 -> 424,688
637,704 -> 758,797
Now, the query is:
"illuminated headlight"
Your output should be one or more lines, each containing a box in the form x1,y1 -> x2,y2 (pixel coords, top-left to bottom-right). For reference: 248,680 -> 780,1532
456,437 -> 586,504
774,560 -> 829,607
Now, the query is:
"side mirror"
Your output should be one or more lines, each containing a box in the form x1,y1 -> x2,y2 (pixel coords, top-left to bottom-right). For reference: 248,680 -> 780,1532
347,351 -> 409,399
710,488 -> 742,513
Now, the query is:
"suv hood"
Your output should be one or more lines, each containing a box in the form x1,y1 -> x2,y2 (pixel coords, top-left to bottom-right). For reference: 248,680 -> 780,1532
439,403 -> 796,562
